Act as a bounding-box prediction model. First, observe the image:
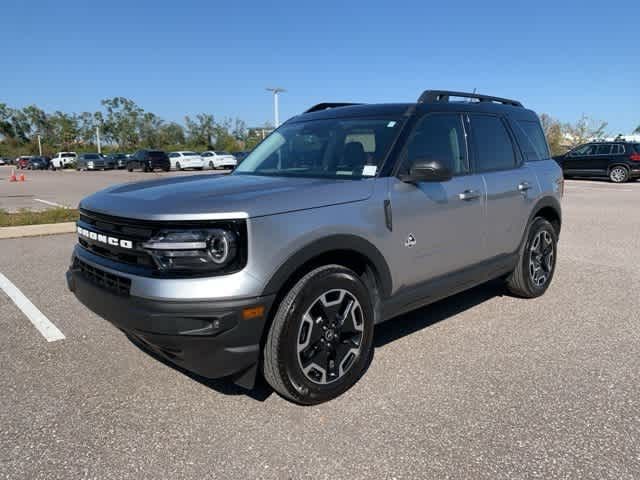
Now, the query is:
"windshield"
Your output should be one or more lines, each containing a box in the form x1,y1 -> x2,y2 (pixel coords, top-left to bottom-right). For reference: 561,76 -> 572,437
234,117 -> 402,179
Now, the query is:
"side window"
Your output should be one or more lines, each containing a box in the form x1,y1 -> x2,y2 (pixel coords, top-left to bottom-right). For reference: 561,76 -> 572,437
168,153 -> 178,158
595,145 -> 611,155
512,120 -> 550,161
469,115 -> 516,172
612,144 -> 624,154
570,144 -> 595,156
405,114 -> 468,175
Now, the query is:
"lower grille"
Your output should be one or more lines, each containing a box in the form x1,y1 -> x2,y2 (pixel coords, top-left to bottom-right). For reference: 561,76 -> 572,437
74,258 -> 131,296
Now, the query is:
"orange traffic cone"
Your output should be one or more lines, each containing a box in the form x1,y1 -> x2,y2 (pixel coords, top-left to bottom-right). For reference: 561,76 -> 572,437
19,173 -> 25,182
9,168 -> 17,182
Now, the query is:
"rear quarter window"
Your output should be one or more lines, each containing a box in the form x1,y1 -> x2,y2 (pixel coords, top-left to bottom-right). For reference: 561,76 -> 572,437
512,120 -> 550,161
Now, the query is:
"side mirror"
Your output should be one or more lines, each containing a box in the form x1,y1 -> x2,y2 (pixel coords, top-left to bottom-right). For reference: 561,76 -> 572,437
400,158 -> 453,183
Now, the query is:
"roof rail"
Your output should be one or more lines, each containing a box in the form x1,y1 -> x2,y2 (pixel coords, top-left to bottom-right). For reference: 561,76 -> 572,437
304,103 -> 362,113
418,90 -> 523,108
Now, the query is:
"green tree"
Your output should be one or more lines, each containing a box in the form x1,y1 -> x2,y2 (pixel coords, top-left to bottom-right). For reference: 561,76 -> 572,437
634,125 -> 640,134
48,111 -> 80,150
101,97 -> 143,149
563,115 -> 608,147
139,112 -> 164,148
158,122 -> 185,147
540,113 -> 565,156
185,113 -> 216,148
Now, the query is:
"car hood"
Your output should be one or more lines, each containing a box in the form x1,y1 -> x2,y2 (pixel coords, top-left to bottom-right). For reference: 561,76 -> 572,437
79,174 -> 374,220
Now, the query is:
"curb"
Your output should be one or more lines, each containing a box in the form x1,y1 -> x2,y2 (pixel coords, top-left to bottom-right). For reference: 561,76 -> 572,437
0,222 -> 76,240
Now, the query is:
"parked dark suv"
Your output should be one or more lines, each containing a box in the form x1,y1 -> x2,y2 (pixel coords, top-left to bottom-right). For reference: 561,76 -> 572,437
68,90 -> 562,404
554,141 -> 640,183
126,150 -> 170,172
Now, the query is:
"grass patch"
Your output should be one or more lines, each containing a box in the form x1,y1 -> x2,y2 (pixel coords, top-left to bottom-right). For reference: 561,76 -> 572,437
0,208 -> 79,227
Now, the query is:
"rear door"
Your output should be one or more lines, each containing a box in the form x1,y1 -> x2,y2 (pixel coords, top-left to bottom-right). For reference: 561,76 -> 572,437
468,114 -> 539,258
592,144 -> 613,173
389,112 -> 488,287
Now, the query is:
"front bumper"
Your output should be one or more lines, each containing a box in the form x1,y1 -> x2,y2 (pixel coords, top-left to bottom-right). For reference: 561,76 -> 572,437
66,252 -> 275,387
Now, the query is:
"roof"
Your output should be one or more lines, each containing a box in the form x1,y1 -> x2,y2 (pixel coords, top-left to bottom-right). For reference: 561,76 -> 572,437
290,100 -> 538,123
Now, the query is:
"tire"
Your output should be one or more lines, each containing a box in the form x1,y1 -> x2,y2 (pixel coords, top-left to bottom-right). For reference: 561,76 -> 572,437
609,166 -> 629,183
209,161 -> 214,169
175,162 -> 181,171
263,265 -> 375,405
127,164 -> 133,172
506,217 -> 558,298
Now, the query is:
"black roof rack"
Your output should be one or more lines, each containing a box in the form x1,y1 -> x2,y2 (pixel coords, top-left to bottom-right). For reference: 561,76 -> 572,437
304,103 -> 363,113
418,90 -> 523,108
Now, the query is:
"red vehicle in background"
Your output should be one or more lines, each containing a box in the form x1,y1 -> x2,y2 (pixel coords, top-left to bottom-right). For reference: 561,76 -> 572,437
16,156 -> 33,169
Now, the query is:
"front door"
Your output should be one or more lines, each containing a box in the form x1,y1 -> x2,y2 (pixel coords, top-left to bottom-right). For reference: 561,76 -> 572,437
564,144 -> 595,175
388,113 -> 488,289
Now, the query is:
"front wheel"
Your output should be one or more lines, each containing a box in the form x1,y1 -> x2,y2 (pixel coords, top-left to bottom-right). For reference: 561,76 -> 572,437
506,217 -> 557,298
609,166 -> 629,183
263,265 -> 374,405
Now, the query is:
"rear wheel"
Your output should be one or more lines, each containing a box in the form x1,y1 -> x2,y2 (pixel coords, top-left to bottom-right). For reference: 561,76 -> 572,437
609,166 -> 629,183
263,265 -> 374,405
506,217 -> 557,298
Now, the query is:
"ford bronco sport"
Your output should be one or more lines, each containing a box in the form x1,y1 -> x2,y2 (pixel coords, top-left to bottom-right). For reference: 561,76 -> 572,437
67,90 -> 563,405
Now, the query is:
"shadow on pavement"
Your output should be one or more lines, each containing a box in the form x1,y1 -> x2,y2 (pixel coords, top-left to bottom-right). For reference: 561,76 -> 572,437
127,278 -> 506,403
374,278 -> 506,347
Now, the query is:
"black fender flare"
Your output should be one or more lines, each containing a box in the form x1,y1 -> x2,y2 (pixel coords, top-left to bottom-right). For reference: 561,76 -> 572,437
516,196 -> 562,254
528,196 -> 562,229
261,234 -> 393,299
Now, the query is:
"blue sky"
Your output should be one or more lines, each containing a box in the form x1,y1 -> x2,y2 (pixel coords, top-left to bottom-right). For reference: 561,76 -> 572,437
3,0 -> 639,133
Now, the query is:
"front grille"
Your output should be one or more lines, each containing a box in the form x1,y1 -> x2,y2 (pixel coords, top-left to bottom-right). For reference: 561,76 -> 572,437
77,208 -> 248,277
78,210 -> 155,268
74,258 -> 131,296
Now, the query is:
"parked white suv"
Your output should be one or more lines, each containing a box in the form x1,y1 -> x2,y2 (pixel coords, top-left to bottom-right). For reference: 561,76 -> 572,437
201,151 -> 237,170
168,151 -> 205,171
51,152 -> 77,170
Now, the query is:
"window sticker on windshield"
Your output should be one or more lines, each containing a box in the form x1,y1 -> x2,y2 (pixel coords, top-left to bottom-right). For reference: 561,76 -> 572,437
387,121 -> 397,128
362,165 -> 377,176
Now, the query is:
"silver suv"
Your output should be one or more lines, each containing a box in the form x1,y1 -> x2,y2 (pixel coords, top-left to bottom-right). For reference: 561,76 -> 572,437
67,90 -> 563,404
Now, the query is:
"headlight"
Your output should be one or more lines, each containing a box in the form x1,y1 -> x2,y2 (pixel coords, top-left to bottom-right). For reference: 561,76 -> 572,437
142,229 -> 238,273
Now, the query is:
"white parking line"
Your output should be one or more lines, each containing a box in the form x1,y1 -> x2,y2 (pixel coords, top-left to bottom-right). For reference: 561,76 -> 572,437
34,198 -> 68,209
0,272 -> 65,342
565,185 -> 634,192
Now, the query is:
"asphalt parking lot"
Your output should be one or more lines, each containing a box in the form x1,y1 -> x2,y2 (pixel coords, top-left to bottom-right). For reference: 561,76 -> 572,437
0,166 -> 229,212
1,179 -> 639,479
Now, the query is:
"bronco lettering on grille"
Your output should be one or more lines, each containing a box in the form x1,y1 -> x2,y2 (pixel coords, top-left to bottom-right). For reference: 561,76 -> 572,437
77,226 -> 133,249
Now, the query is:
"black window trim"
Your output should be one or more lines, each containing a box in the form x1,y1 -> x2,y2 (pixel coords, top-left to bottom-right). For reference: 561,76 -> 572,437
392,111 -> 471,178
467,112 -> 521,174
509,117 -> 550,162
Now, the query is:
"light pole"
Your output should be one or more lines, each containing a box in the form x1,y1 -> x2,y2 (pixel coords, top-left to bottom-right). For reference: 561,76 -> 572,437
266,87 -> 286,127
96,126 -> 101,154
36,134 -> 42,156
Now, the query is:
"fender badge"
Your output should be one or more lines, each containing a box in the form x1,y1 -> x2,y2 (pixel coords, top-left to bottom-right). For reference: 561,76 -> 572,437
404,233 -> 417,248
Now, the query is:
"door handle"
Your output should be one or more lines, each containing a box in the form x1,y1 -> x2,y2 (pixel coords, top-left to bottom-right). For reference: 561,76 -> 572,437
518,182 -> 532,192
458,189 -> 481,201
